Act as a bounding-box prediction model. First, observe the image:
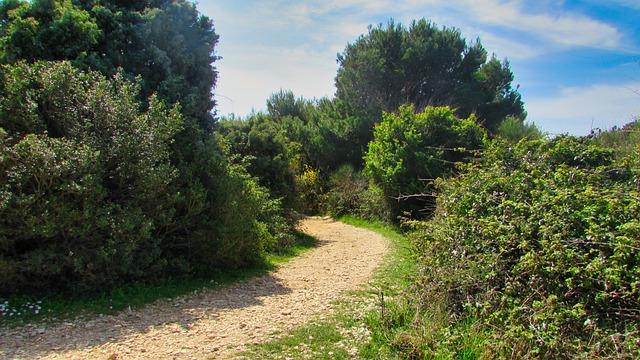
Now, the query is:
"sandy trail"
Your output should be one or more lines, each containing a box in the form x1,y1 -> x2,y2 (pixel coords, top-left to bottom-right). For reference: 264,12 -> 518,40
0,217 -> 388,360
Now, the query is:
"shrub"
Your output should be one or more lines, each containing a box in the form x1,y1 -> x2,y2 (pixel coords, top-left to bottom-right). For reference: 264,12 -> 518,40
217,114 -> 299,210
321,165 -> 392,222
364,105 -> 485,218
295,165 -> 323,214
497,116 -> 544,142
0,61 -> 292,295
355,183 -> 392,223
177,135 -> 295,271
0,61 -> 182,294
322,165 -> 368,217
409,137 -> 640,358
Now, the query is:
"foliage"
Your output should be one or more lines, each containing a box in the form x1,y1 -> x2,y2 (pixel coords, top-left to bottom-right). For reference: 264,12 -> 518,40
364,105 -> 486,217
594,120 -> 640,166
0,61 -> 287,295
309,98 -> 370,170
408,137 -> 640,358
336,19 -> 524,135
266,89 -> 314,121
218,93 -> 377,215
218,114 -> 299,209
0,61 -> 182,294
497,116 -> 544,142
0,0 -> 219,133
321,165 -> 392,222
322,165 -> 368,218
295,165 -> 323,214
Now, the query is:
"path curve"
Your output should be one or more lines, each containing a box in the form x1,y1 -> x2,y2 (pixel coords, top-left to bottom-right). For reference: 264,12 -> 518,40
0,217 -> 388,359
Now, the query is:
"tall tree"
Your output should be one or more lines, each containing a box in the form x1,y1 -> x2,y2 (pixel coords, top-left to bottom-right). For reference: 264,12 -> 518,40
0,0 -> 218,133
335,19 -> 525,134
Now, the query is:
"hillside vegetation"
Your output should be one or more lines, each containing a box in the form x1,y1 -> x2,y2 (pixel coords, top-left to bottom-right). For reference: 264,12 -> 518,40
1,1 -> 638,359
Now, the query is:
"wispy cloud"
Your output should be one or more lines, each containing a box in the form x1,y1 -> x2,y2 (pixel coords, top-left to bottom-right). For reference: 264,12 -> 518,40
526,82 -> 640,134
458,0 -> 623,49
215,45 -> 338,115
252,0 -> 625,50
202,0 -> 637,134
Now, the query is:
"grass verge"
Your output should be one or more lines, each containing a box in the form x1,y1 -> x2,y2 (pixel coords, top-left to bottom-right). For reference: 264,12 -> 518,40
241,216 -> 418,359
0,230 -> 317,328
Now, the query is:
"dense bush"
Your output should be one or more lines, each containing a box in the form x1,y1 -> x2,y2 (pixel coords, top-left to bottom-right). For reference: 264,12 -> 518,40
0,62 -> 285,295
0,61 -> 182,294
497,116 -> 544,142
0,0 -> 219,133
595,120 -> 640,166
170,135 -> 293,270
218,114 -> 299,209
408,137 -> 640,358
321,165 -> 392,222
218,93 -> 375,215
364,105 -> 485,217
294,165 -> 323,214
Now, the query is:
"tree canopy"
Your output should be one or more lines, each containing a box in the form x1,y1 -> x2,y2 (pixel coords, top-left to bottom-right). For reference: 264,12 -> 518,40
0,0 -> 218,132
336,19 -> 525,134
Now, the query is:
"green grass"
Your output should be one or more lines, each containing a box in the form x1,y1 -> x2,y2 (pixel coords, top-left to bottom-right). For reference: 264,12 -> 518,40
340,215 -> 415,291
266,231 -> 318,265
242,216 -> 418,360
341,217 -> 488,359
0,230 -> 317,328
244,216 -> 489,359
247,321 -> 352,359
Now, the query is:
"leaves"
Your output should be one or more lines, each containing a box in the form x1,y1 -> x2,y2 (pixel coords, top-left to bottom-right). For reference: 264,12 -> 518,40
336,19 -> 525,134
411,137 -> 640,358
364,105 -> 486,217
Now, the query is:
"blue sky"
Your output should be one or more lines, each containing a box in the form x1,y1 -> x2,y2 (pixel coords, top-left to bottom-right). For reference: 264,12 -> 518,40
199,0 -> 640,135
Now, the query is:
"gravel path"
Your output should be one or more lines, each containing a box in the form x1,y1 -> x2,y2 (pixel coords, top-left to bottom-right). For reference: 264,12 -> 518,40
0,217 -> 388,360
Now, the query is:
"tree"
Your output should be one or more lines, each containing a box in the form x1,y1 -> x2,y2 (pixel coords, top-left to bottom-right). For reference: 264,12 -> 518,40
0,0 -> 219,133
364,105 -> 486,217
218,114 -> 299,209
336,19 -> 524,134
0,4 -> 290,297
266,89 -> 313,121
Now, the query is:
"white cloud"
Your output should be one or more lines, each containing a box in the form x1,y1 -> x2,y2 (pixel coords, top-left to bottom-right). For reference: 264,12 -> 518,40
278,0 -> 625,50
200,1 -> 632,120
459,0 -> 623,49
214,45 -> 338,115
526,82 -> 640,135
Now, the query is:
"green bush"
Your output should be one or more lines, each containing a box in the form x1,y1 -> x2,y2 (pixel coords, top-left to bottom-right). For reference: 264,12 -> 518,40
497,116 -> 544,142
179,135 -> 295,269
364,105 -> 486,218
322,165 -> 367,217
0,62 -> 291,295
218,114 -> 299,210
321,165 -> 392,222
294,165 -> 323,214
0,0 -> 219,133
595,120 -> 640,167
0,61 -> 182,294
409,137 -> 640,358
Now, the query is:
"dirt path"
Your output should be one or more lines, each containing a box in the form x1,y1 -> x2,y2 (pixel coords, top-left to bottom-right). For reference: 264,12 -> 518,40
0,217 -> 388,360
